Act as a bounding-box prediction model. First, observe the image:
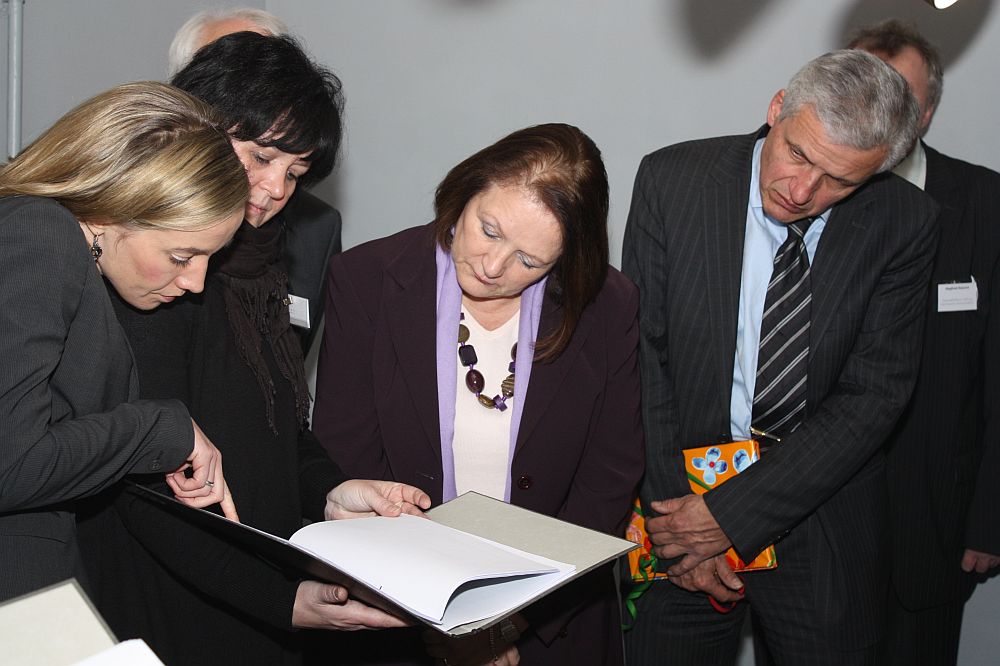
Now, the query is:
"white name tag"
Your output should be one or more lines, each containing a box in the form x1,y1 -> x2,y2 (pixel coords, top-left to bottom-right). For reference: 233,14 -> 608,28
288,294 -> 311,329
937,279 -> 977,312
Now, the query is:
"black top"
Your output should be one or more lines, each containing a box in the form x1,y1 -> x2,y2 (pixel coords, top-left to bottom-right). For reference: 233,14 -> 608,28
78,261 -> 348,666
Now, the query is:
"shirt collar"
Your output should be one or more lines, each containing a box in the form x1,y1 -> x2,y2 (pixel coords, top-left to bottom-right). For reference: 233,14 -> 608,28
892,141 -> 927,190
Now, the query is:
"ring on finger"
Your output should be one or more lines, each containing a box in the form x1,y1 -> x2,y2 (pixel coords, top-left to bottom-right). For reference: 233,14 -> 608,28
204,479 -> 215,489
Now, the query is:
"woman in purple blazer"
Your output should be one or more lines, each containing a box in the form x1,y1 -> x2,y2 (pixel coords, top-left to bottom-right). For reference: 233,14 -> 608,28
313,123 -> 644,666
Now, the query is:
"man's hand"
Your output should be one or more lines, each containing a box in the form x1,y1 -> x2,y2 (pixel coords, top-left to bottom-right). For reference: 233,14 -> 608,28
646,494 -> 731,575
961,548 -> 1000,574
291,581 -> 412,630
668,554 -> 744,605
325,479 -> 432,521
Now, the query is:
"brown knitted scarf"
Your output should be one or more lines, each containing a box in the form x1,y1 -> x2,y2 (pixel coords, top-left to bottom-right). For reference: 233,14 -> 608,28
212,219 -> 311,434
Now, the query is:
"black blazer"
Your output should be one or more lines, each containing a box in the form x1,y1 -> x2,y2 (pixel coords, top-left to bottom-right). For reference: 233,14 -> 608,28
313,224 -> 644,664
281,189 -> 343,353
622,130 -> 938,646
886,144 -> 1000,608
0,196 -> 191,602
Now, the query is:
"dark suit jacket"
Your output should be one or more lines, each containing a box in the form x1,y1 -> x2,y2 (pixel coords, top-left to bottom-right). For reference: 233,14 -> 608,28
0,196 -> 191,602
281,189 -> 343,354
886,143 -> 1000,609
313,224 -> 644,665
622,130 -> 938,646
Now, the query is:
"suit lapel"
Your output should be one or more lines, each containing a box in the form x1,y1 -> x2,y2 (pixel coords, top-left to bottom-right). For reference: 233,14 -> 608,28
704,133 -> 757,425
513,295 -> 590,453
923,145 -> 969,279
384,230 -> 442,463
923,143 -> 958,204
809,185 -> 877,351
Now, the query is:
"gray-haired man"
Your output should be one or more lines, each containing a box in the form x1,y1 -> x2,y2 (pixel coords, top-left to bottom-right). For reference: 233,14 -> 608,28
623,50 -> 938,665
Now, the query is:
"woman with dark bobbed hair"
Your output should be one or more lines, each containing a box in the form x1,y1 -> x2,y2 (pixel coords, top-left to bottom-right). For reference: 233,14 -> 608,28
0,81 -> 247,602
77,34 -> 430,666
313,123 -> 644,666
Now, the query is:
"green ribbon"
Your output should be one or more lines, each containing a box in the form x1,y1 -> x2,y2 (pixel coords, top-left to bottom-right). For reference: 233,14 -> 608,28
687,471 -> 713,491
622,502 -> 660,631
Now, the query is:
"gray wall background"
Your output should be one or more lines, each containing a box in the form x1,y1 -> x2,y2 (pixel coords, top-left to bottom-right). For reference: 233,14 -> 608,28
2,1 -> 997,663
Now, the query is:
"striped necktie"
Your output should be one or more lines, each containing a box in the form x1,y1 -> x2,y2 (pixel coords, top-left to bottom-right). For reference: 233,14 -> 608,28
752,218 -> 813,436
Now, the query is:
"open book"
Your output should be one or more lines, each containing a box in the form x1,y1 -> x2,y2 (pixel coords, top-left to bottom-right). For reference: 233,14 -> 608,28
127,485 -> 635,635
289,513 -> 574,630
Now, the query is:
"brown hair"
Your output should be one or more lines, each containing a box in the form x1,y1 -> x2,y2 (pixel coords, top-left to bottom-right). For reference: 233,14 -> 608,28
846,19 -> 943,121
433,123 -> 609,361
0,81 -> 247,231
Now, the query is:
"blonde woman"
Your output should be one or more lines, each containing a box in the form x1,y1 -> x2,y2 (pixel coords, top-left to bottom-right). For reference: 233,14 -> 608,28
0,82 -> 247,602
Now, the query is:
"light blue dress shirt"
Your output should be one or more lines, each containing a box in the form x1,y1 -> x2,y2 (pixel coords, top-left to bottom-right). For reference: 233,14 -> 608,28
729,138 -> 830,440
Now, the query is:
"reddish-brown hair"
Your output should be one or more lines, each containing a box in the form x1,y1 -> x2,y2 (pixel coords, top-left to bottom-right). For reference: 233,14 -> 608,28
433,123 -> 609,361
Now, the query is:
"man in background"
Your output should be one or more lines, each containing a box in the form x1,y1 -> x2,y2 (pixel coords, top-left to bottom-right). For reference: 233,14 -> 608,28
849,19 -> 1000,665
170,7 -> 343,356
168,7 -> 288,76
623,50 -> 937,665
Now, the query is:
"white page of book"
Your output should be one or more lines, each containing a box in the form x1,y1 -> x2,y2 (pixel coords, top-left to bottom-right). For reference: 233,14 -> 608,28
290,513 -> 573,626
72,640 -> 164,666
434,553 -> 576,630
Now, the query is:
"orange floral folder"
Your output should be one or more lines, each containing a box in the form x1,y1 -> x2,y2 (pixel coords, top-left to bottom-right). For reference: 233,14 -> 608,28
626,439 -> 777,583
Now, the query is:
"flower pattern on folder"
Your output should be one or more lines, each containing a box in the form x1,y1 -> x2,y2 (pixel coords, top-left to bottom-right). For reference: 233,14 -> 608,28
626,439 -> 776,588
732,447 -> 754,473
691,446 -> 729,486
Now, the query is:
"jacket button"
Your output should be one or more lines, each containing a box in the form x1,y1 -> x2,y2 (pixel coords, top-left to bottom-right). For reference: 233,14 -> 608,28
558,627 -> 569,638
516,475 -> 532,490
150,458 -> 162,472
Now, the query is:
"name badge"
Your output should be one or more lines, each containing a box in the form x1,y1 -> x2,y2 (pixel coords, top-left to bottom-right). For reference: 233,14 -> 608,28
288,294 -> 310,329
937,278 -> 977,313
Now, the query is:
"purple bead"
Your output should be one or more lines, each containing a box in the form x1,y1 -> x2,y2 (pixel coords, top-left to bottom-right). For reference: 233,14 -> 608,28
465,369 -> 485,393
493,396 -> 508,411
508,362 -> 515,373
458,344 -> 478,367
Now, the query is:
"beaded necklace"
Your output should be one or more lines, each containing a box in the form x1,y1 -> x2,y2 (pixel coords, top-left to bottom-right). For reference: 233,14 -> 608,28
457,312 -> 516,411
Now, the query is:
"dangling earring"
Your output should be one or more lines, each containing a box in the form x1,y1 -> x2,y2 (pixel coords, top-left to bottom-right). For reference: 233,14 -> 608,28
90,233 -> 103,262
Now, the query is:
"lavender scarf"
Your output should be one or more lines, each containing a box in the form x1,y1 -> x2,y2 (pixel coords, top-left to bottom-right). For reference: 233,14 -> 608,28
435,242 -> 547,502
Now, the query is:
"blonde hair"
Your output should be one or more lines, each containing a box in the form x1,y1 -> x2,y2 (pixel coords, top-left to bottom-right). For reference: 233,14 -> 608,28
0,81 -> 248,231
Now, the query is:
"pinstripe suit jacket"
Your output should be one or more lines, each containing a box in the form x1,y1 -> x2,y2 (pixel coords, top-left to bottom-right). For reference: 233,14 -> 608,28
622,129 -> 938,644
886,144 -> 1000,609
